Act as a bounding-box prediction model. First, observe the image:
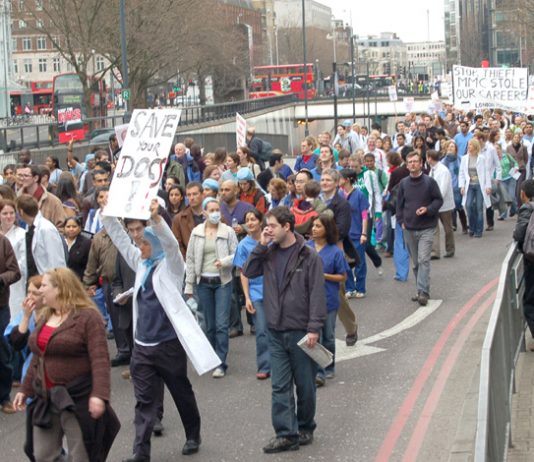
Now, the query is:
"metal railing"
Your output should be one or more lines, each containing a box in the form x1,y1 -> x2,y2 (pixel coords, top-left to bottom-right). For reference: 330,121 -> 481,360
475,242 -> 525,461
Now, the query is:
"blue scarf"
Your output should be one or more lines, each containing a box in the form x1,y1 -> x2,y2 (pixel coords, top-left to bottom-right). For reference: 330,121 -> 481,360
140,227 -> 165,290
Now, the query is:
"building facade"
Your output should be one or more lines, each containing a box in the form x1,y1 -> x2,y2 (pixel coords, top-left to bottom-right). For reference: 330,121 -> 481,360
406,41 -> 446,79
273,0 -> 331,30
355,33 -> 407,76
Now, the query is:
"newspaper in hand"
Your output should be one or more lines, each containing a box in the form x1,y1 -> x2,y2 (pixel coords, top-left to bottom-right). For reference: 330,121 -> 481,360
297,334 -> 333,369
113,287 -> 134,305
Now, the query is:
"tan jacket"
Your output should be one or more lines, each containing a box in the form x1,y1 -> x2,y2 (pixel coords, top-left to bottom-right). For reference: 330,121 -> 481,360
83,229 -> 117,286
19,185 -> 66,231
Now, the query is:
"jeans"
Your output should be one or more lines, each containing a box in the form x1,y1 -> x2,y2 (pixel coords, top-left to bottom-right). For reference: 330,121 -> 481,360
0,306 -> 12,404
268,329 -> 317,437
252,300 -> 270,374
394,222 -> 410,281
92,287 -> 111,331
317,310 -> 337,379
403,227 -> 435,296
197,281 -> 232,370
353,241 -> 367,293
466,184 -> 484,236
501,177 -> 518,217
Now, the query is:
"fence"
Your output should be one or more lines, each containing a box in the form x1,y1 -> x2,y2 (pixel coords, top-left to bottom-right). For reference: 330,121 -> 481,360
475,242 -> 525,461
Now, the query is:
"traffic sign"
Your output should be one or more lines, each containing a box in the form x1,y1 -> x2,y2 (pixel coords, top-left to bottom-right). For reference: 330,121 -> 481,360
122,89 -> 130,101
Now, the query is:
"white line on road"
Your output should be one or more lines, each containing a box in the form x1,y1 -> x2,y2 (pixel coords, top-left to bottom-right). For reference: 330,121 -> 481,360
336,299 -> 443,362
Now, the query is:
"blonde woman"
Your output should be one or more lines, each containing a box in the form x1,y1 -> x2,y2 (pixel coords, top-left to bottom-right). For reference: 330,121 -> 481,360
13,268 -> 119,462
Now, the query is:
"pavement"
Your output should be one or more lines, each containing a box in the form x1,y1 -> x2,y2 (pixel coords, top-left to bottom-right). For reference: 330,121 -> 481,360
0,219 -> 521,461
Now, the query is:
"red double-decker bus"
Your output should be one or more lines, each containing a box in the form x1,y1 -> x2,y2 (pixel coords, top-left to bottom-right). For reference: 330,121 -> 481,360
249,63 -> 317,100
31,81 -> 53,115
52,73 -> 107,142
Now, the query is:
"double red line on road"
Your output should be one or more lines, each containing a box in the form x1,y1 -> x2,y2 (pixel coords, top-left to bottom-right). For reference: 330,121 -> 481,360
374,277 -> 499,462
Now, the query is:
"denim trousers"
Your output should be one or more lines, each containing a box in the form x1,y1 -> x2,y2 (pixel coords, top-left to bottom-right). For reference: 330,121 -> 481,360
317,310 -> 337,379
0,305 -> 12,404
466,184 -> 484,236
403,227 -> 435,296
252,300 -> 270,374
268,329 -> 318,437
394,222 -> 410,282
353,241 -> 367,293
501,178 -> 518,216
197,281 -> 232,370
92,287 -> 111,331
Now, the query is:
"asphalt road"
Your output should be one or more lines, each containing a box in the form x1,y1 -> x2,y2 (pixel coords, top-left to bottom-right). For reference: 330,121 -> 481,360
0,220 -> 514,462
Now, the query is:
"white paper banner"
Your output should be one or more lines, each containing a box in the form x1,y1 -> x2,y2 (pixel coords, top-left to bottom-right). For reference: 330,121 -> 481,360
114,123 -> 129,148
105,109 -> 181,219
388,85 -> 398,102
403,97 -> 414,113
236,112 -> 247,149
452,65 -> 528,111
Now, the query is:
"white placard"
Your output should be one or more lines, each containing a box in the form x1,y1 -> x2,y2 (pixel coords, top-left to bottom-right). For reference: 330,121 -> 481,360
114,123 -> 129,148
236,112 -> 247,149
452,65 -> 529,111
403,97 -> 415,112
104,109 -> 181,219
388,85 -> 398,102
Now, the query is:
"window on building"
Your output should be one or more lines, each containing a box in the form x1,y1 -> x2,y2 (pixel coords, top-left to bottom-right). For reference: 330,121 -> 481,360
18,0 -> 24,10
35,0 -> 43,10
12,38 -> 16,51
36,19 -> 44,28
53,57 -> 60,72
38,58 -> 47,72
18,19 -> 26,29
66,61 -> 73,71
96,56 -> 105,71
13,59 -> 18,73
23,58 -> 32,73
37,36 -> 46,50
22,37 -> 31,50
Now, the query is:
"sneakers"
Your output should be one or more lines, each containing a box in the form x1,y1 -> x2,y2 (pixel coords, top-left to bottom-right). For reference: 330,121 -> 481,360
354,292 -> 366,299
377,266 -> 384,276
212,367 -> 226,378
298,431 -> 314,446
153,418 -> 164,437
418,293 -> 429,306
345,291 -> 356,299
263,436 -> 299,454
315,376 -> 325,387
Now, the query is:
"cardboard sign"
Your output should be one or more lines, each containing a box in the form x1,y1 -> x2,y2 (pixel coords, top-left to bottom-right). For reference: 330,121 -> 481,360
236,112 -> 247,149
104,109 -> 181,219
452,65 -> 528,110
388,85 -> 398,102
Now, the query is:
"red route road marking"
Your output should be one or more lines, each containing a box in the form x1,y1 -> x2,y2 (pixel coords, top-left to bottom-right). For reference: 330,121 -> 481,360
373,277 -> 499,462
401,291 -> 497,461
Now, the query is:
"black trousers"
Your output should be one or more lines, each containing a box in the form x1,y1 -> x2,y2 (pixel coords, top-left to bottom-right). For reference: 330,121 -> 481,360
523,261 -> 534,338
365,216 -> 383,268
103,282 -> 131,357
131,339 -> 201,458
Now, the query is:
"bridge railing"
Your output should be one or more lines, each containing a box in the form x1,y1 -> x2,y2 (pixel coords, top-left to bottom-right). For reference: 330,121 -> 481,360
475,242 -> 525,461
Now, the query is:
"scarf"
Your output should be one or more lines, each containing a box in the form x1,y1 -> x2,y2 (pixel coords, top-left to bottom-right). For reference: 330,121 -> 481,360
140,227 -> 165,290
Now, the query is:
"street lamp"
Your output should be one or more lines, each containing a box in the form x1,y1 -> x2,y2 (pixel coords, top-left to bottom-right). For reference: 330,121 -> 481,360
119,0 -> 129,112
301,0 -> 309,136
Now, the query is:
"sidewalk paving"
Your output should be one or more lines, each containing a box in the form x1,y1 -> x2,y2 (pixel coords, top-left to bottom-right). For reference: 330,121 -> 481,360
507,340 -> 534,462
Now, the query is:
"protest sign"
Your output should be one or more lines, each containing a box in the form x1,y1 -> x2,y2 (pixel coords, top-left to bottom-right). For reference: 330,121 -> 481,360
388,86 -> 398,102
403,97 -> 414,112
452,65 -> 528,111
114,123 -> 129,148
104,109 -> 181,219
57,106 -> 85,143
236,112 -> 247,149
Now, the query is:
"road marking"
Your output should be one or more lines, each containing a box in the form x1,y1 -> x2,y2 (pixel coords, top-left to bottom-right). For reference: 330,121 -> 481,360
401,291 -> 496,461
373,277 -> 499,462
336,299 -> 442,363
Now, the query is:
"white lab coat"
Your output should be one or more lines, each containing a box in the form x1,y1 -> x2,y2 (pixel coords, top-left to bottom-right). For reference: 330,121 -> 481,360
458,154 -> 492,209
5,225 -> 26,317
484,142 -> 502,181
32,212 -> 67,274
430,163 -> 455,212
102,215 -> 220,375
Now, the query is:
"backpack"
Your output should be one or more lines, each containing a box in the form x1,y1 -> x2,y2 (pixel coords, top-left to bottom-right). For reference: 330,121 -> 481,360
257,138 -> 273,161
523,204 -> 534,262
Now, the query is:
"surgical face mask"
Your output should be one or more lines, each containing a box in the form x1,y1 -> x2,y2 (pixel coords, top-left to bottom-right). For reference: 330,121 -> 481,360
208,211 -> 221,225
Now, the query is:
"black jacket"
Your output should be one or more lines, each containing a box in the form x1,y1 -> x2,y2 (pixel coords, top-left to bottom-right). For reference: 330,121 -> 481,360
67,234 -> 92,281
243,233 -> 326,333
111,252 -> 136,331
327,191 -> 351,241
513,202 -> 534,252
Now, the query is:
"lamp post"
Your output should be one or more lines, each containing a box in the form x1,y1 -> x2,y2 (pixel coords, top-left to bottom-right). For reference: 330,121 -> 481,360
119,0 -> 129,112
301,0 -> 309,136
350,33 -> 356,122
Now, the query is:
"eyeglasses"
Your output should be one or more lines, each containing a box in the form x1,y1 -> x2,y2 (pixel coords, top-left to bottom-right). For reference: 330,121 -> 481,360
17,174 -> 32,178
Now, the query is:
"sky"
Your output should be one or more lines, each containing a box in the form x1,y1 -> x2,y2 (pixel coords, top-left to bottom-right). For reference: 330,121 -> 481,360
323,0 -> 445,43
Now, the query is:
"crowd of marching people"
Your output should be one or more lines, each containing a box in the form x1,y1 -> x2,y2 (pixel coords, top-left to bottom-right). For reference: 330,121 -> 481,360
0,105 -> 532,460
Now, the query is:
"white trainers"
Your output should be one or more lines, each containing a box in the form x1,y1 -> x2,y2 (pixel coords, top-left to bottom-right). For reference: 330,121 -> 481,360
355,292 -> 366,299
345,291 -> 356,299
377,266 -> 384,276
212,367 -> 226,378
